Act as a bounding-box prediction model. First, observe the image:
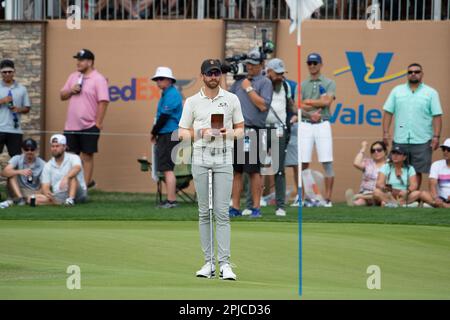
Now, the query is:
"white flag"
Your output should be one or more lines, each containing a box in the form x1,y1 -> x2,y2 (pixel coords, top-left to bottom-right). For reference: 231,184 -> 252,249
286,0 -> 324,34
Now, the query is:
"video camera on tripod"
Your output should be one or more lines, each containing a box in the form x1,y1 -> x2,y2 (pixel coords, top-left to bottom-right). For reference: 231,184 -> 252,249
221,28 -> 275,80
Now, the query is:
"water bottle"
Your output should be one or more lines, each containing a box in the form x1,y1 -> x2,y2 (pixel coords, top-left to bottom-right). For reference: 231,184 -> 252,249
7,90 -> 19,129
27,174 -> 33,184
30,194 -> 36,207
77,74 -> 84,91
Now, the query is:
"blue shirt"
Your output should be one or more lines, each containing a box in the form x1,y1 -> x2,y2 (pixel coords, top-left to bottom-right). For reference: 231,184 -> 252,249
156,85 -> 183,134
0,80 -> 31,134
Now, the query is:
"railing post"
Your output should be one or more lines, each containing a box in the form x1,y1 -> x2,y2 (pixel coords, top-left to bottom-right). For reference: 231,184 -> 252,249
434,0 -> 442,20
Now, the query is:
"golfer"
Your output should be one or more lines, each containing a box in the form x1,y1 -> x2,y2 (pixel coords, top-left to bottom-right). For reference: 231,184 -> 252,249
178,59 -> 244,280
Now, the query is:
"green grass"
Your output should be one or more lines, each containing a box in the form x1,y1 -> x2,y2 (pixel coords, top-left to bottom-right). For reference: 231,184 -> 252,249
0,190 -> 449,299
0,190 -> 449,227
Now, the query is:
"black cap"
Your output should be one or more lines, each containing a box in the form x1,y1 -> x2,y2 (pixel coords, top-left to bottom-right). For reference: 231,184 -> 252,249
391,146 -> 407,155
201,59 -> 221,74
22,138 -> 37,150
0,59 -> 15,71
73,49 -> 95,60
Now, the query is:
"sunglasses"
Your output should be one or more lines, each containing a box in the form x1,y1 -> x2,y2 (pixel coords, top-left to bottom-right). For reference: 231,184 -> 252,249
441,146 -> 450,152
204,70 -> 222,77
24,148 -> 36,152
1,71 -> 14,74
407,70 -> 421,75
371,148 -> 384,154
154,77 -> 166,82
391,151 -> 405,156
307,61 -> 319,66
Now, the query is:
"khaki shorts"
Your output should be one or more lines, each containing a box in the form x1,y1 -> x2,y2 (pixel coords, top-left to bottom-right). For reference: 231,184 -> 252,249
53,189 -> 88,205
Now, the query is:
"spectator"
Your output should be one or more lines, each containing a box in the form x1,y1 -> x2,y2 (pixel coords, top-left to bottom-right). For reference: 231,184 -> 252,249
0,138 -> 45,207
229,48 -> 272,218
300,53 -> 336,207
345,140 -> 387,206
36,134 -> 87,206
373,146 -> 421,208
150,66 -> 183,209
0,59 -> 31,158
420,138 -> 450,208
60,49 -> 110,190
382,63 -> 443,189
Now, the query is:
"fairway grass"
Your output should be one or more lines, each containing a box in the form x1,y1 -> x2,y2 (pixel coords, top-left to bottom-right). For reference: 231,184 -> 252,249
0,220 -> 448,299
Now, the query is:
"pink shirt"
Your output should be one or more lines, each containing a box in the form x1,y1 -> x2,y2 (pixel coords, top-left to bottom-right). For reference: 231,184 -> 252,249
62,70 -> 110,131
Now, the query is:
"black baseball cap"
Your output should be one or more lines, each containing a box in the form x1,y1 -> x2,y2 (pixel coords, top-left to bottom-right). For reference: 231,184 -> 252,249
391,146 -> 407,155
73,49 -> 95,60
22,138 -> 37,150
0,59 -> 15,71
201,59 -> 222,74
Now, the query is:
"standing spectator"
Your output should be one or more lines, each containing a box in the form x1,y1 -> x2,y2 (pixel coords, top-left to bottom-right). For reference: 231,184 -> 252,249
36,134 -> 87,206
150,66 -> 183,209
0,59 -> 31,157
178,59 -> 244,280
345,140 -> 387,206
382,63 -> 443,189
0,138 -> 45,207
229,48 -> 272,218
373,146 -> 421,207
300,53 -> 336,207
420,138 -> 450,208
60,49 -> 110,189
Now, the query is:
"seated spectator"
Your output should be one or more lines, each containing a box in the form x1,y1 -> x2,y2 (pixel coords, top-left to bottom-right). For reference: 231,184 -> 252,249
36,134 -> 87,206
420,138 -> 450,208
373,146 -> 421,207
0,138 -> 45,207
346,140 -> 387,206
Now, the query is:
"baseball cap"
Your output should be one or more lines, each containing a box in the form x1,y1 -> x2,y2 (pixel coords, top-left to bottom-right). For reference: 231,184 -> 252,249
440,138 -> 450,149
307,53 -> 322,64
201,59 -> 222,74
0,59 -> 15,72
266,58 -> 286,73
50,134 -> 67,145
22,138 -> 37,150
245,48 -> 262,65
73,49 -> 95,60
391,146 -> 407,155
151,66 -> 176,83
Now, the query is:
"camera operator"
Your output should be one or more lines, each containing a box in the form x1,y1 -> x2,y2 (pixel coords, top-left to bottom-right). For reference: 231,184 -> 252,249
229,48 -> 273,218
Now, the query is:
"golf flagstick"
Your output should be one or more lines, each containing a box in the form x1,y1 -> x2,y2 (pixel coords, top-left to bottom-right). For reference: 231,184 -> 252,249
208,168 -> 214,278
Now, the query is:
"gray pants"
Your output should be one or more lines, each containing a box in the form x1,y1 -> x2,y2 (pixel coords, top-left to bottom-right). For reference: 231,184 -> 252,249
192,162 -> 233,266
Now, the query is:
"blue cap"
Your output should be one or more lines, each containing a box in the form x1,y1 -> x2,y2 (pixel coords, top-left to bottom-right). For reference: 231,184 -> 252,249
307,53 -> 322,64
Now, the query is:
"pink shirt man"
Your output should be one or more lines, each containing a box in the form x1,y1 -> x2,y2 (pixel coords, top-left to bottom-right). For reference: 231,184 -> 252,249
61,70 -> 110,131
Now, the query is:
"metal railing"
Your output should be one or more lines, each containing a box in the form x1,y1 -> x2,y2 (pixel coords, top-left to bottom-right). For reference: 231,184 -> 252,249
1,0 -> 449,20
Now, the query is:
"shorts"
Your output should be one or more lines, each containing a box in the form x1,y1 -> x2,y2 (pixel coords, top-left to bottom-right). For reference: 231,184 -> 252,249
233,127 -> 264,174
393,141 -> 432,174
53,189 -> 88,205
7,184 -> 40,199
0,132 -> 22,157
299,120 -> 333,163
155,132 -> 179,172
285,122 -> 298,167
64,125 -> 100,154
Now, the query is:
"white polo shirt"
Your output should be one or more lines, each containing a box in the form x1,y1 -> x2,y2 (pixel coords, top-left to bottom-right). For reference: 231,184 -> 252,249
179,87 -> 244,150
41,152 -> 87,193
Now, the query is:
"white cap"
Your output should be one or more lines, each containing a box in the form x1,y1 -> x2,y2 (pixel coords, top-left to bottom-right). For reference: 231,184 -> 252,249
151,67 -> 176,83
266,58 -> 286,73
50,134 -> 67,145
440,138 -> 450,149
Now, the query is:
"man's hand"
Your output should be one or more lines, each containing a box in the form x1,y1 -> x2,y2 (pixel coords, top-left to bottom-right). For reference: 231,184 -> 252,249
59,176 -> 69,192
71,84 -> 81,95
95,122 -> 103,130
44,190 -> 54,200
431,137 -> 439,151
9,106 -> 21,113
241,79 -> 252,91
219,128 -> 234,140
361,141 -> 368,153
290,115 -> 298,124
383,132 -> 390,147
20,169 -> 33,177
150,134 -> 156,144
310,110 -> 322,123
303,99 -> 313,106
1,95 -> 13,104
434,196 -> 444,207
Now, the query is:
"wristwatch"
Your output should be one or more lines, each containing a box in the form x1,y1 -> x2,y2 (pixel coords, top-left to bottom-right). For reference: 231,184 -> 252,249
245,86 -> 254,94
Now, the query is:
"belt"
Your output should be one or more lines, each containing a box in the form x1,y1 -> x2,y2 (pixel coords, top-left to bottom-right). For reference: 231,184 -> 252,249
201,147 -> 228,156
301,119 -> 328,124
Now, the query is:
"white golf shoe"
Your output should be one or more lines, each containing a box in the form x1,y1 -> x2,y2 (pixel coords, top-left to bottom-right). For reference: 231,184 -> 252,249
275,208 -> 286,217
242,208 -> 252,216
219,263 -> 237,281
196,262 -> 215,278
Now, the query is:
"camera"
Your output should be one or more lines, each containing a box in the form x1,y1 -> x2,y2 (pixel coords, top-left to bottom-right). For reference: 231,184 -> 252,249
221,28 -> 275,80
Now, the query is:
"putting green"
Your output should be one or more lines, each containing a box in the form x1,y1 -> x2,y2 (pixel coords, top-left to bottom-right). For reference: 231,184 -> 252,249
0,221 -> 448,299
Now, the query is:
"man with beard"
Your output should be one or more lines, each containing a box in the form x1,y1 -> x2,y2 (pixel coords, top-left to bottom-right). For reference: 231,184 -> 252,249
383,63 -> 443,188
36,134 -> 87,206
60,49 -> 110,190
178,59 -> 244,280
